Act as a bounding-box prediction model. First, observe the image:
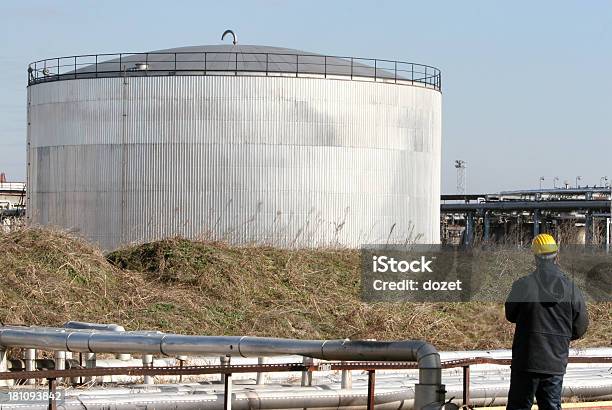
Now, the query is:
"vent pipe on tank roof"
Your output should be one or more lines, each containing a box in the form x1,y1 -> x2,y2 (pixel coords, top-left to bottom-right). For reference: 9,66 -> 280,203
221,29 -> 238,45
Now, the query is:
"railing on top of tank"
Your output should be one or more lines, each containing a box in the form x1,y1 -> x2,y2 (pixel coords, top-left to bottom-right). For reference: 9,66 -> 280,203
27,52 -> 441,90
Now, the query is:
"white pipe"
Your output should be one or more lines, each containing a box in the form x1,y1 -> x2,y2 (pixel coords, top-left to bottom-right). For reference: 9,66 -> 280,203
256,357 -> 265,384
3,384 -> 610,410
142,354 -> 154,385
225,372 -> 233,410
0,355 -> 609,409
24,348 -> 35,385
54,350 -> 65,384
341,361 -> 353,389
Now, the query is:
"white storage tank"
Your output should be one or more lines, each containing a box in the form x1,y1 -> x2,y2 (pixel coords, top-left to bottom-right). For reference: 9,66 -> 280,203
27,42 -> 442,249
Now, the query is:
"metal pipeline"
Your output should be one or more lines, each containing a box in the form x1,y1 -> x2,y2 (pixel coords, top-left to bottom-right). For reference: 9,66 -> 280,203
64,321 -> 131,361
0,325 -> 444,409
1,383 -> 610,410
63,320 -> 125,332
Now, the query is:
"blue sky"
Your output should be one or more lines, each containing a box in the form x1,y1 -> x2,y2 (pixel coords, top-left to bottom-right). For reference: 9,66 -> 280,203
0,0 -> 610,193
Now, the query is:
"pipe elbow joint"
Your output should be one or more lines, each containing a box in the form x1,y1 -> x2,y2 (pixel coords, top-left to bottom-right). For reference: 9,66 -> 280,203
415,341 -> 441,369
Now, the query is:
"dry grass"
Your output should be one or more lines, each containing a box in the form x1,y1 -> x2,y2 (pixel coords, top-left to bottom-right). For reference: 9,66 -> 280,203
0,228 -> 609,350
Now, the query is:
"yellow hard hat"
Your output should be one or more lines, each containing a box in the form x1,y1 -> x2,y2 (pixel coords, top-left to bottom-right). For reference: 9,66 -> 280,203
532,233 -> 559,255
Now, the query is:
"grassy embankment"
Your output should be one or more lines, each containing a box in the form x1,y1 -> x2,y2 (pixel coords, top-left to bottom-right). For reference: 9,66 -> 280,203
0,228 -> 609,350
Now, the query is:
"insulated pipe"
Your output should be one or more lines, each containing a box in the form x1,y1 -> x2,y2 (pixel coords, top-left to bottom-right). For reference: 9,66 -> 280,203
64,321 -> 131,361
1,387 -> 610,410
0,326 -> 444,409
0,390 -> 419,410
64,321 -> 125,332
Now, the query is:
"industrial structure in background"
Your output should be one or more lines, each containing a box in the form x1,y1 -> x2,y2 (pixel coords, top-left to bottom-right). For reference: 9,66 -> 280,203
0,173 -> 25,231
441,187 -> 612,246
454,160 -> 466,195
26,33 -> 442,250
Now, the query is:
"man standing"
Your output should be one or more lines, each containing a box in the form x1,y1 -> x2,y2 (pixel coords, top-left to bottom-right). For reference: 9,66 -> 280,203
505,233 -> 589,410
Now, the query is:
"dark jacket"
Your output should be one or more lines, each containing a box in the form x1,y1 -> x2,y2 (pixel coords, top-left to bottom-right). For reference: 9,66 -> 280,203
505,259 -> 589,375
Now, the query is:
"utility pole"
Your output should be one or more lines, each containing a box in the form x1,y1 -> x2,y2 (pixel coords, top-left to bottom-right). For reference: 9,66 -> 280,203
575,176 -> 582,188
455,160 -> 467,195
600,176 -> 608,187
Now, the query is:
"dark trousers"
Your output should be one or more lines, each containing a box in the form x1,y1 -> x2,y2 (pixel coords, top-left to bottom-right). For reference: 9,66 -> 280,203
507,371 -> 563,410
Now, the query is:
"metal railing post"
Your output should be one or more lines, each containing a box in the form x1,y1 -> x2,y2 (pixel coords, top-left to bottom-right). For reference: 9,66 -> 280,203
367,370 -> 376,410
54,351 -> 65,383
395,61 -> 398,83
143,354 -> 154,385
301,357 -> 313,386
374,59 -> 377,82
48,378 -> 57,410
0,349 -> 8,387
224,372 -> 233,410
24,348 -> 36,385
177,355 -> 187,382
256,357 -> 265,384
324,56 -> 327,78
84,352 -> 96,384
220,355 -> 230,384
341,361 -> 352,389
462,365 -> 471,406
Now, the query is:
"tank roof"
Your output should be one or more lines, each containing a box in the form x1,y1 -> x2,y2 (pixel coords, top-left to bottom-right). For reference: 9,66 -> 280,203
121,43 -> 355,75
28,44 -> 441,91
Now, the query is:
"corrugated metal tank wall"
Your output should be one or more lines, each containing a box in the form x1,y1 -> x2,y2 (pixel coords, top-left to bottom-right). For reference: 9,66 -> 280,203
27,76 -> 441,249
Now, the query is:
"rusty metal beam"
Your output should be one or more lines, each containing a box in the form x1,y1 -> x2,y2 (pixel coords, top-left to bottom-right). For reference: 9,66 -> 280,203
0,357 -> 609,382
